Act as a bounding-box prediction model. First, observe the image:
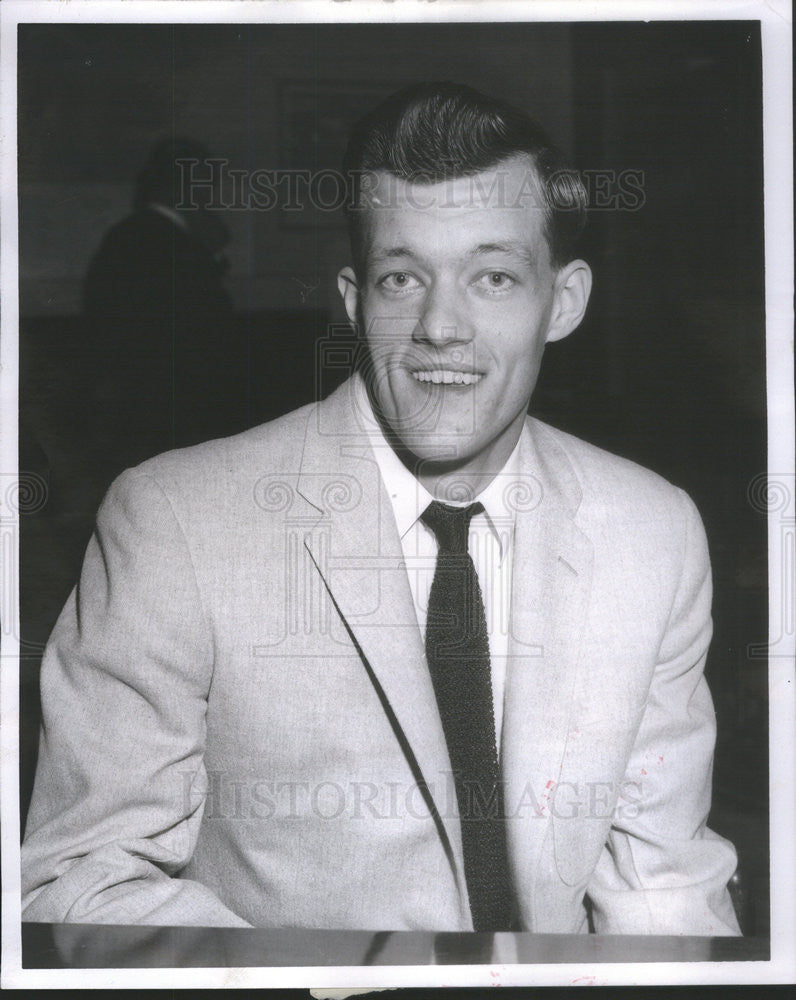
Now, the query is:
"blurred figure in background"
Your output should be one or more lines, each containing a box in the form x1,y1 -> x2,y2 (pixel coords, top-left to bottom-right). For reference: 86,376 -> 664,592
83,137 -> 244,477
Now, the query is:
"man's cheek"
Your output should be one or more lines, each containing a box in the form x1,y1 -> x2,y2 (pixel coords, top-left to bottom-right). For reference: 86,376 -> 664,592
362,306 -> 418,341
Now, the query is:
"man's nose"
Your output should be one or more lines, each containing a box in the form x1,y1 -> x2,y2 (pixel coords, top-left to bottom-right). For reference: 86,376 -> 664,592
414,282 -> 472,344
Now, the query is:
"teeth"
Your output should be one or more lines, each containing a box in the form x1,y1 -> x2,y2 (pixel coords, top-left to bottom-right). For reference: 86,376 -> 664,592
411,371 -> 483,385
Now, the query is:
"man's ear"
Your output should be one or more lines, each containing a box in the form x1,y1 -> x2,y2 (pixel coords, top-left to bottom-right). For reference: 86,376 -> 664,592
337,267 -> 360,326
545,259 -> 592,344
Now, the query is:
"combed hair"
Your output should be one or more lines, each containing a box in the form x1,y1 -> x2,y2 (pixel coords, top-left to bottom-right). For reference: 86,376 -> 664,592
343,81 -> 588,272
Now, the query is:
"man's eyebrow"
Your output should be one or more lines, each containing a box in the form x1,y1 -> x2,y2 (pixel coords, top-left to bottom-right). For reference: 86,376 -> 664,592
366,246 -> 416,264
366,241 -> 539,267
469,242 -> 538,267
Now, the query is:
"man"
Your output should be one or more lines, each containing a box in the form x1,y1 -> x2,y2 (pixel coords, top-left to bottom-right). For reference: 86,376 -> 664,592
82,137 -> 243,477
22,83 -> 740,935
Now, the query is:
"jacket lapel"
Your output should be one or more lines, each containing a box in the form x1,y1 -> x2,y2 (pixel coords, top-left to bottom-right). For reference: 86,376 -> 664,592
500,419 -> 593,926
295,379 -> 468,907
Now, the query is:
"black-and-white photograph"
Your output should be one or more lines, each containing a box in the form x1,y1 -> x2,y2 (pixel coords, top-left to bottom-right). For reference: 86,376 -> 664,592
1,0 -> 793,991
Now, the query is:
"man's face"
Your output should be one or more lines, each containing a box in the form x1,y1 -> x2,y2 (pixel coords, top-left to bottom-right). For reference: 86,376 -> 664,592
338,155 -> 590,480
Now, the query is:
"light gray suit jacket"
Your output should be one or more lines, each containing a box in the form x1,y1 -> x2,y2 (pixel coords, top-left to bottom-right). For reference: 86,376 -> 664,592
22,376 -> 740,934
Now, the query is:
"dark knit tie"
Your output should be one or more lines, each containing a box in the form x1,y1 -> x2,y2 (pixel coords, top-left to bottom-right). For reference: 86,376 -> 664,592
421,500 -> 514,931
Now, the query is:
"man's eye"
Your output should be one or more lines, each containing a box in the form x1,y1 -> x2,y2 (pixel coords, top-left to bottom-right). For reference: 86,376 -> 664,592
378,272 -> 421,292
477,271 -> 515,291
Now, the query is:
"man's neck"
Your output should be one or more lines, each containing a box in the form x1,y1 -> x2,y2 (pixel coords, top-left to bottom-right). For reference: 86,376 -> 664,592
358,377 -> 525,503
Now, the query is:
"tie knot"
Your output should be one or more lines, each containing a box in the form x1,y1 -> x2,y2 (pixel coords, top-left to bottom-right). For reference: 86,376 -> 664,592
421,501 -> 484,553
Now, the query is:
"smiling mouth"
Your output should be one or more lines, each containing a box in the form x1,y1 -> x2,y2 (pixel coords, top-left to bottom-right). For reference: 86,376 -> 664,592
410,370 -> 484,385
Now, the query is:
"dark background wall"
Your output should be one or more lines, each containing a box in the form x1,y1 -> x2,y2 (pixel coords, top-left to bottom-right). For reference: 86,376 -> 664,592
17,21 -> 767,934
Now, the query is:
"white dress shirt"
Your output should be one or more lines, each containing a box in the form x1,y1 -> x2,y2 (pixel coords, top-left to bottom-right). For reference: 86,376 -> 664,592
354,379 -> 524,753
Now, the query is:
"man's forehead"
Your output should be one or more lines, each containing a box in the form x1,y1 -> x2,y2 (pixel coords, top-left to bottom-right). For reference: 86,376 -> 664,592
357,161 -> 550,268
357,156 -> 546,215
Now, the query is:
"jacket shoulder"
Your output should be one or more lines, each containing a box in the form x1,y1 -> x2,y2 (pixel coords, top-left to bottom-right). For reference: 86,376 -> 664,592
116,401 -> 317,499
528,417 -> 697,526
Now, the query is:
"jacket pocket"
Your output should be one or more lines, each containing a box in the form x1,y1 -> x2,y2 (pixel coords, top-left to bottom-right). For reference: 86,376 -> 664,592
552,813 -> 612,887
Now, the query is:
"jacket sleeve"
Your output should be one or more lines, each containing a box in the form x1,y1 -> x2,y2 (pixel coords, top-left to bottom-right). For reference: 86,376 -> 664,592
21,469 -> 251,927
585,489 -> 741,935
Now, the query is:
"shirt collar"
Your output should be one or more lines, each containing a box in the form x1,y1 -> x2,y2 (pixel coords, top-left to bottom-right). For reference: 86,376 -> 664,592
148,203 -> 188,230
355,377 -> 524,559
354,377 -> 434,538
